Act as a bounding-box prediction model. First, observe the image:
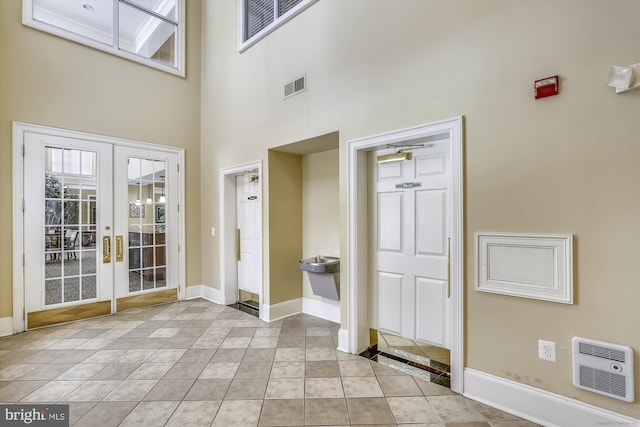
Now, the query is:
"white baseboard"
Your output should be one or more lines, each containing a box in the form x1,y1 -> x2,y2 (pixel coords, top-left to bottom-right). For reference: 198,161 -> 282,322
302,298 -> 340,323
463,368 -> 639,427
185,284 -> 226,305
262,298 -> 302,322
0,316 -> 13,337
337,328 -> 350,353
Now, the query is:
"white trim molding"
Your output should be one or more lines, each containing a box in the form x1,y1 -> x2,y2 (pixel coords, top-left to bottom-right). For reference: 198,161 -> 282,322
185,284 -> 226,305
464,368 -> 639,427
262,298 -> 302,322
302,298 -> 340,324
0,317 -> 13,337
347,116 -> 464,393
476,233 -> 573,304
337,329 -> 350,353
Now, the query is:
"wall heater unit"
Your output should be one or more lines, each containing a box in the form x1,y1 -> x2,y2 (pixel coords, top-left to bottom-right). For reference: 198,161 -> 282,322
572,337 -> 634,402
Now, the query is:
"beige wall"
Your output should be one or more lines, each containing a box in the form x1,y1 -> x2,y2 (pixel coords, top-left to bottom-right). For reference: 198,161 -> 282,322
267,150 -> 303,305
201,0 -> 640,417
0,0 -> 202,318
302,149 -> 340,304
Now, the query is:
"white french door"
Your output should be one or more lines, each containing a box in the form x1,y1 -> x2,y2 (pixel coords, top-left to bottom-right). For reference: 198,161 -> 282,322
23,130 -> 180,328
372,143 -> 452,349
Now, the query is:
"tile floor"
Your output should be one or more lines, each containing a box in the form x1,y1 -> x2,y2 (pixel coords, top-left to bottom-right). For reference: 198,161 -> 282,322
0,299 -> 540,426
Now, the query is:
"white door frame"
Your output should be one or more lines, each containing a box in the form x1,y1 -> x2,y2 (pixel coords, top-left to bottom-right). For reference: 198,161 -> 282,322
345,116 -> 464,393
12,121 -> 186,333
219,161 -> 263,315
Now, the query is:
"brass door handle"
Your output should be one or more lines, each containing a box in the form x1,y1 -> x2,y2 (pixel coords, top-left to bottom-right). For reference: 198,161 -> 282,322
116,235 -> 124,262
236,229 -> 241,261
103,236 -> 111,263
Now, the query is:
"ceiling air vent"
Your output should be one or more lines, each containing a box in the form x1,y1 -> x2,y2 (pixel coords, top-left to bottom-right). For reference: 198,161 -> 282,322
284,75 -> 306,98
572,337 -> 634,402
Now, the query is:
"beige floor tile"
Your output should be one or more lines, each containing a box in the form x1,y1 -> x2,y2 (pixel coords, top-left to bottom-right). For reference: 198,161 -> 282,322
259,398 -> 304,426
274,348 -> 305,361
21,380 -> 83,402
148,328 -> 180,338
387,396 -> 440,423
346,397 -> 396,425
0,380 -> 47,402
67,401 -> 98,425
235,360 -> 272,378
414,377 -> 455,396
192,335 -> 225,348
199,361 -> 240,379
265,378 -> 304,399
55,363 -> 108,381
127,362 -> 175,379
120,401 -> 179,427
305,336 -> 335,348
342,376 -> 384,397
277,336 -> 305,348
253,328 -> 280,337
488,421 -> 539,427
305,377 -> 344,398
82,349 -> 127,363
428,395 -> 486,423
377,375 -> 423,396
225,377 -> 268,400
116,349 -> 158,363
90,362 -> 141,380
143,378 -> 195,401
304,398 -> 349,426
162,361 -> 206,379
183,378 -> 230,400
210,348 -> 247,362
270,361 -> 305,378
249,336 -> 279,348
74,401 -> 138,427
62,380 -> 120,401
219,336 -> 252,348
0,363 -> 44,380
306,361 -> 340,378
470,400 -> 520,421
103,379 -> 157,401
212,399 -> 262,427
243,348 -> 276,362
178,348 -> 217,363
338,359 -> 375,377
150,348 -> 187,362
165,400 -> 221,427
306,348 -> 337,361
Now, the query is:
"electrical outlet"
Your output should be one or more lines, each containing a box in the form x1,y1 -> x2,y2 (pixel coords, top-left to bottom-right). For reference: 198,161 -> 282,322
538,339 -> 556,362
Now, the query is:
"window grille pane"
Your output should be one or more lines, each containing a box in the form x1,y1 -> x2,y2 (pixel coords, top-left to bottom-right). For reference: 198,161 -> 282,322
246,0 -> 275,40
278,0 -> 302,17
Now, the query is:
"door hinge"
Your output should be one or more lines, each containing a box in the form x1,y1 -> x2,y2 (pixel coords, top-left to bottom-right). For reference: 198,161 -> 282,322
22,199 -> 25,212
22,144 -> 25,156
23,254 -> 25,266
23,308 -> 25,321
178,244 -> 180,252
177,164 -> 180,172
177,204 -> 180,212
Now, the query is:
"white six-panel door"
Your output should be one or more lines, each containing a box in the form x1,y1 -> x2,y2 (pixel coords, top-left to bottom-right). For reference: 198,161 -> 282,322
236,174 -> 262,296
372,143 -> 451,348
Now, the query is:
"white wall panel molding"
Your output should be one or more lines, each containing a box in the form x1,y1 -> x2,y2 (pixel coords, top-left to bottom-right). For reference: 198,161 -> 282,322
464,368 -> 639,427
0,317 -> 13,337
476,233 -> 573,303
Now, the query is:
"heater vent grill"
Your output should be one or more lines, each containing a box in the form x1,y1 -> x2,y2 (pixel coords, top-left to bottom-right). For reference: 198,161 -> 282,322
572,337 -> 634,402
284,75 -> 306,98
578,342 -> 626,363
579,365 -> 627,398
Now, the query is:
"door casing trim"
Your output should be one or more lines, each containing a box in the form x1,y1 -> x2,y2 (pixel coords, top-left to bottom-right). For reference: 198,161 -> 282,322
12,121 -> 186,333
219,160 -> 263,316
346,116 -> 464,393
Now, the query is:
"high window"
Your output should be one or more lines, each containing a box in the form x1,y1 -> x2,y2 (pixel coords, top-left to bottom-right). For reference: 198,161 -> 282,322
23,0 -> 185,77
240,0 -> 317,52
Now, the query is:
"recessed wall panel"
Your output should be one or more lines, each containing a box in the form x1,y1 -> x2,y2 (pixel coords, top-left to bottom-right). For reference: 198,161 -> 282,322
415,153 -> 446,177
377,271 -> 403,336
378,192 -> 403,252
415,189 -> 445,255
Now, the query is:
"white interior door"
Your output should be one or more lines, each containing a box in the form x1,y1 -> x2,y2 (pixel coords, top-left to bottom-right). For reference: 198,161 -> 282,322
23,131 -> 181,328
372,143 -> 451,349
113,147 -> 180,301
236,173 -> 262,296
24,133 -> 114,326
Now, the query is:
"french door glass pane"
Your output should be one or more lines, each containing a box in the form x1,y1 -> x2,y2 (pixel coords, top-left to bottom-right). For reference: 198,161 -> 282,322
44,147 -> 98,306
32,0 -> 114,46
119,2 -> 177,67
128,158 -> 167,293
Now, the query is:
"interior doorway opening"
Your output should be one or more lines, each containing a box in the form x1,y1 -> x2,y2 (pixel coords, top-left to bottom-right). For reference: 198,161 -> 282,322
346,117 -> 464,393
219,161 -> 263,319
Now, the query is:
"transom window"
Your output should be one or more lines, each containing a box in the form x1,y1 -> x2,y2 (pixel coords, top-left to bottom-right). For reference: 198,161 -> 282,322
23,0 -> 185,77
240,0 -> 317,52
